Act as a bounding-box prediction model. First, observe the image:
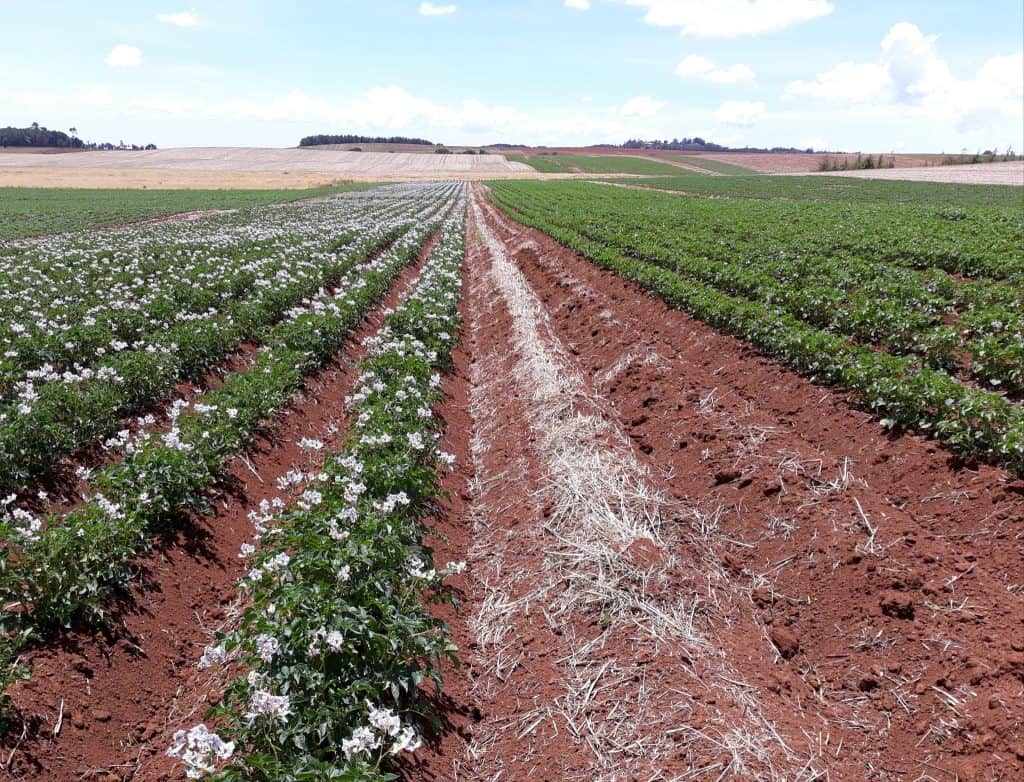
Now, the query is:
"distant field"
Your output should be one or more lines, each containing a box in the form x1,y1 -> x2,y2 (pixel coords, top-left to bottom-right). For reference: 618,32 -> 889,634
664,155 -> 759,175
807,160 -> 1024,186
596,174 -> 1024,207
0,184 -> 373,239
506,153 -> 683,175
0,146 -> 534,188
505,153 -> 567,173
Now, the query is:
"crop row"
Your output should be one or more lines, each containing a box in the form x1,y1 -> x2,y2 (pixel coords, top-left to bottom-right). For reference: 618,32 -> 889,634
490,182 -> 1024,394
0,183 -> 460,714
0,186 -> 455,497
580,180 -> 1023,282
0,187 -> 424,397
489,183 -> 1024,476
169,192 -> 467,781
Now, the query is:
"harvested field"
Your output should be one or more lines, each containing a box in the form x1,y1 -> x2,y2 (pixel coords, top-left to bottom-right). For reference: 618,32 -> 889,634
676,151 -> 950,173
530,147 -> 953,173
805,160 -> 1024,186
0,147 -> 534,189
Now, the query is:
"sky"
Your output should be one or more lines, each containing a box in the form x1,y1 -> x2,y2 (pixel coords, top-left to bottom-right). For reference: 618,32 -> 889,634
1,0 -> 1022,152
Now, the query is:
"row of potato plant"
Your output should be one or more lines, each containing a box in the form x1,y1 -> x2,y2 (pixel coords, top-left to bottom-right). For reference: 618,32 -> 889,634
0,189 -> 422,397
168,192 -> 467,781
495,182 -> 1024,393
0,188 -> 454,496
489,183 -> 1024,476
594,177 -> 1024,281
0,184 -> 460,716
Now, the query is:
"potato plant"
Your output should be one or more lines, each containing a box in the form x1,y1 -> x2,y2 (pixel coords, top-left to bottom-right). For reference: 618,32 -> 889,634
175,194 -> 468,781
489,182 -> 1024,475
0,183 -> 463,713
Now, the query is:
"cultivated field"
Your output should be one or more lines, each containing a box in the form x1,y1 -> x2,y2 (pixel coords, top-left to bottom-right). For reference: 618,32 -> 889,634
0,173 -> 1022,782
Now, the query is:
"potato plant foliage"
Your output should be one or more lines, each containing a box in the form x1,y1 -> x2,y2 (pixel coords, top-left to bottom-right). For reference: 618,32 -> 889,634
489,181 -> 1024,475
0,182 -> 463,723
182,192 -> 468,781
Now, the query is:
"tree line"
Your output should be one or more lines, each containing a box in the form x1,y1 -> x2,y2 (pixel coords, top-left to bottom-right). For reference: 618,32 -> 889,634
622,138 -> 816,153
0,124 -> 156,150
299,134 -> 436,147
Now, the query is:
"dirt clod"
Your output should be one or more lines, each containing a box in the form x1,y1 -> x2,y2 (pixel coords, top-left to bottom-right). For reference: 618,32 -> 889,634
770,626 -> 800,659
880,591 -> 916,620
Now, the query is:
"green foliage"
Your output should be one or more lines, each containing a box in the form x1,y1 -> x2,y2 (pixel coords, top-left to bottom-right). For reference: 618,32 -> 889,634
0,185 -> 375,240
0,185 -> 462,720
299,134 -> 435,147
504,153 -> 686,175
664,156 -> 760,175
488,180 -> 1024,475
548,154 -> 683,175
599,175 -> 1024,209
196,196 -> 468,781
504,154 -> 566,173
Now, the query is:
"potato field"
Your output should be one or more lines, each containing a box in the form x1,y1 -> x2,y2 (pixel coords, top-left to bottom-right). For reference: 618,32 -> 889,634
1,175 -> 1021,782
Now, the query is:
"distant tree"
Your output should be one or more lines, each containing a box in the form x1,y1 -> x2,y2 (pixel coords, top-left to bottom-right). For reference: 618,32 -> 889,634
299,134 -> 435,147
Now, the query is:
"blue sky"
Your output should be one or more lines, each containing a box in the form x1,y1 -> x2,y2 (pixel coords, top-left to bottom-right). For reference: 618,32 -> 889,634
2,1 -> 1022,151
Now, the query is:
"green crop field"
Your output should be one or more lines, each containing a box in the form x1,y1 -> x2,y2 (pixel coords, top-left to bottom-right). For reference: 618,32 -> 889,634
504,153 -> 567,173
601,174 -> 1024,207
488,178 -> 1024,474
0,183 -> 376,240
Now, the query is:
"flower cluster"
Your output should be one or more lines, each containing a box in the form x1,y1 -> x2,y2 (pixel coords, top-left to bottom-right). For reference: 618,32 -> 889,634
166,724 -> 235,780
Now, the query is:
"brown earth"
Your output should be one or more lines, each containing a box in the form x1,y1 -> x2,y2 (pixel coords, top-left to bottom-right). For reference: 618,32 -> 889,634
404,186 -> 1024,781
1,222 -> 446,782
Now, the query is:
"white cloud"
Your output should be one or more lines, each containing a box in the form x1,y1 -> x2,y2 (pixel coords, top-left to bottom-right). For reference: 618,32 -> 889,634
624,0 -> 833,37
105,44 -> 142,67
565,0 -> 591,8
785,23 -> 1023,133
676,54 -> 755,84
716,100 -> 765,125
157,9 -> 200,27
619,95 -> 667,117
419,2 -> 456,15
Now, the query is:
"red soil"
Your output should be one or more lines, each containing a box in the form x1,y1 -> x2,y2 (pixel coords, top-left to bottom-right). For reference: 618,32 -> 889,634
2,229 -> 444,782
406,186 -> 1024,781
